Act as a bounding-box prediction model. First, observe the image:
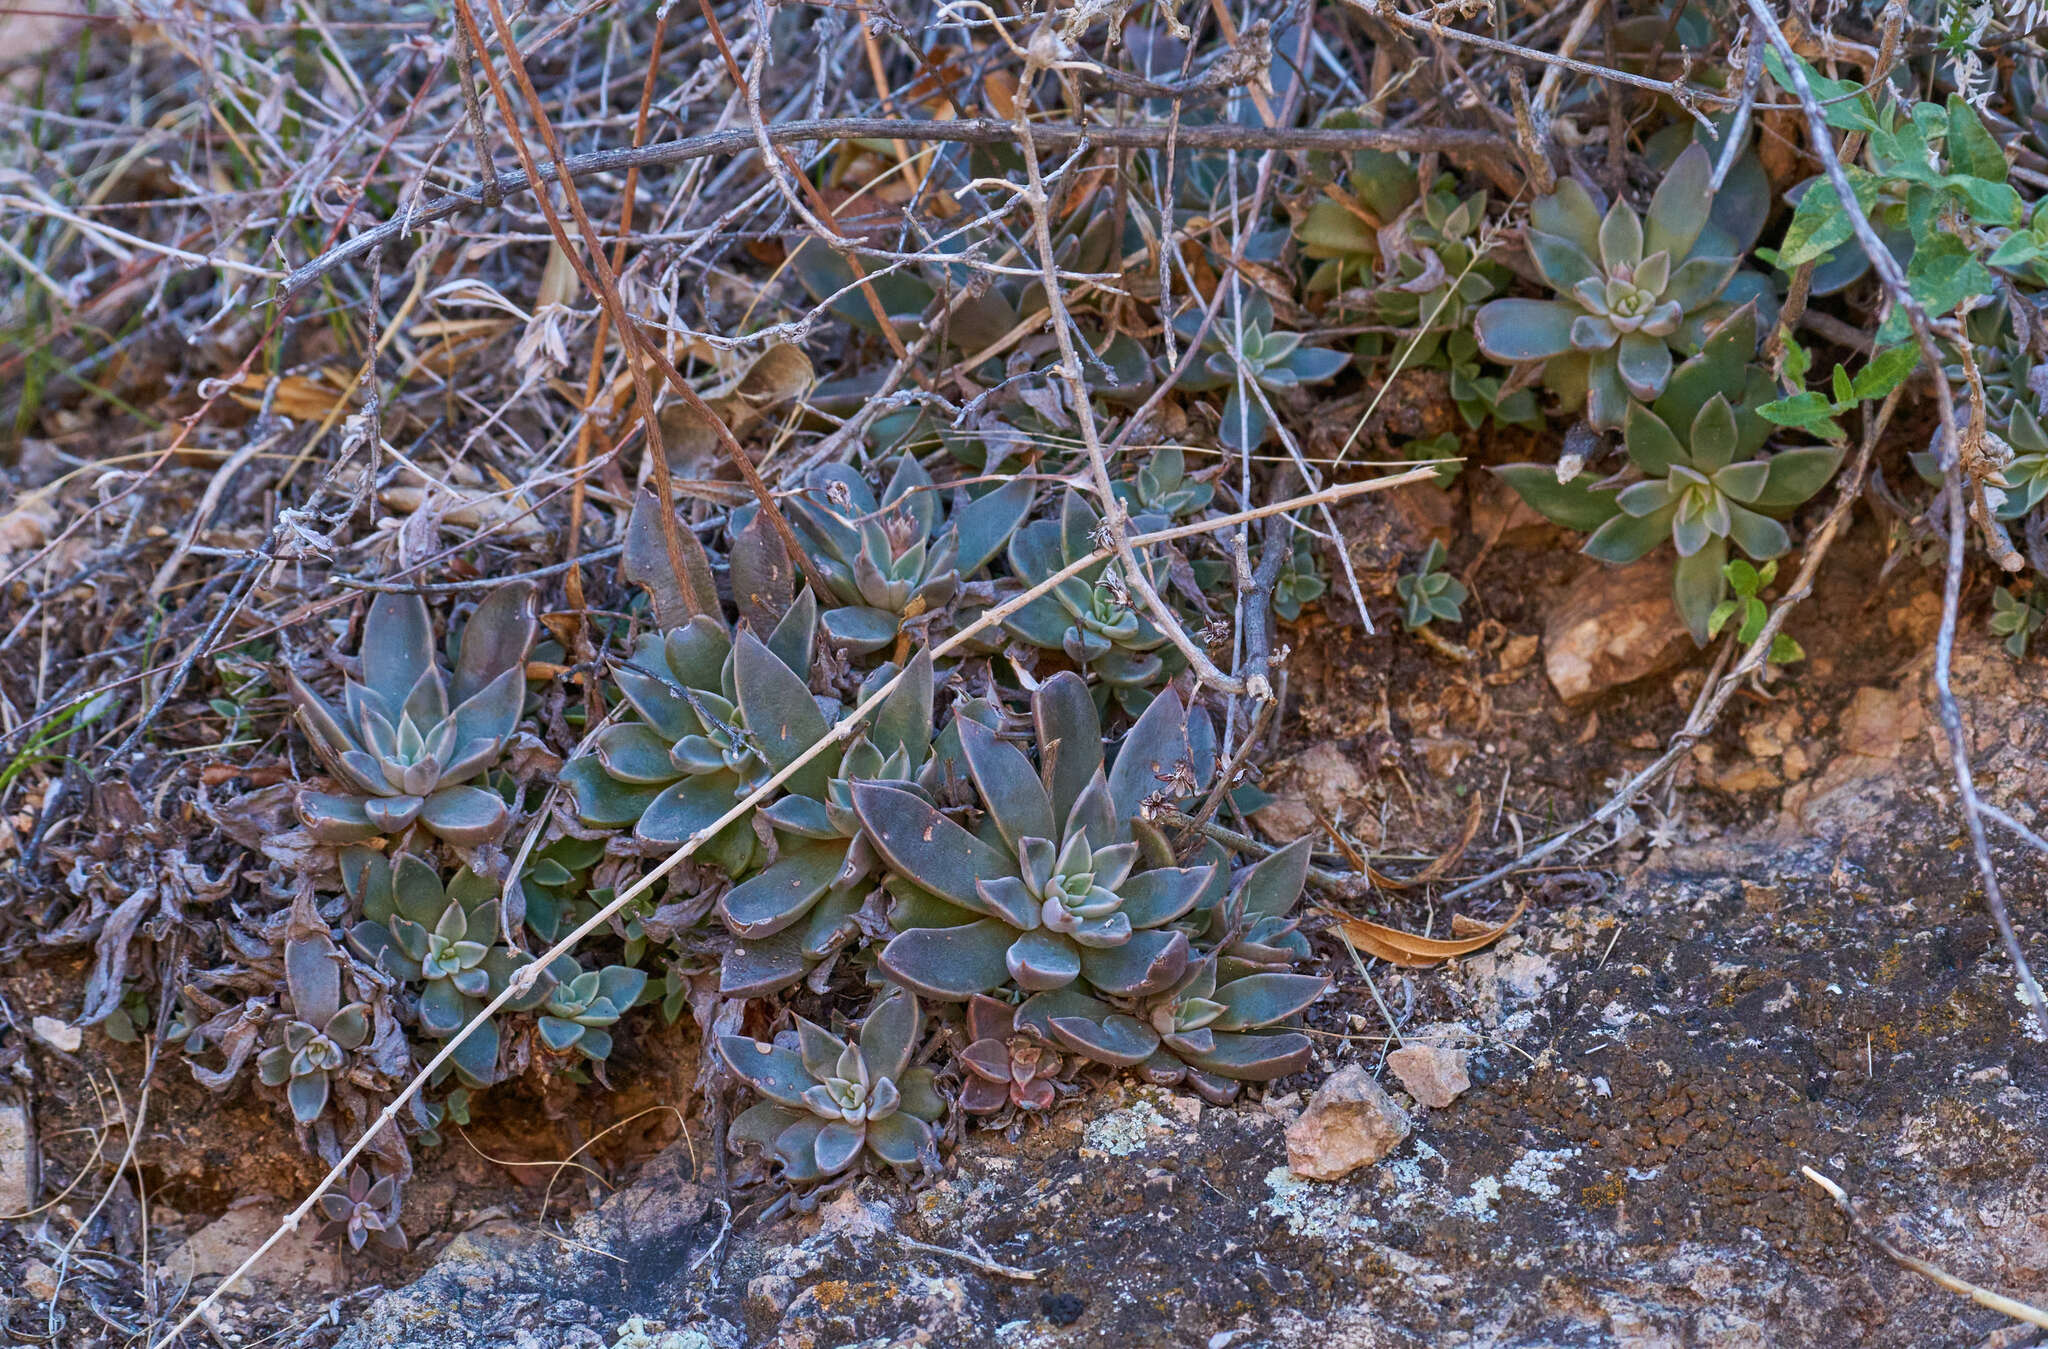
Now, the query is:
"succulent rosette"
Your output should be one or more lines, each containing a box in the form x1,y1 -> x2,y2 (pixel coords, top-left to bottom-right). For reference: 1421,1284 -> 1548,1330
286,583 -> 536,847
854,674 -> 1214,1002
1474,144 -> 1771,430
721,988 -> 943,1184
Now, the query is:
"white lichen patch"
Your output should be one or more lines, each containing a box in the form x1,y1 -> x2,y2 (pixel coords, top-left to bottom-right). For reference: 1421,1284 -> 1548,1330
1503,1147 -> 1579,1201
1080,1098 -> 1175,1156
1262,1164 -> 1378,1238
1448,1174 -> 1501,1222
608,1316 -> 715,1349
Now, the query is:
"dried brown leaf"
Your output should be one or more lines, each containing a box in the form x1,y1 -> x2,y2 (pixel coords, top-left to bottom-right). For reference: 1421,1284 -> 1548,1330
1331,896 -> 1529,968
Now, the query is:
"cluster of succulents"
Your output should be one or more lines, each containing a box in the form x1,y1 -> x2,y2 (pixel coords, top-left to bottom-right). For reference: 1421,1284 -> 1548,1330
1494,306 -> 1841,640
343,850 -> 557,1087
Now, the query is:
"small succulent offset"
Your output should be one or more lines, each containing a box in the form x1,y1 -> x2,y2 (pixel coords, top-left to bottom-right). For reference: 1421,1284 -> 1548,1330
1270,530 -> 1326,623
514,835 -> 609,944
1113,444 -> 1214,520
784,457 -> 1033,655
721,988 -> 944,1186
1173,293 -> 1352,450
317,1167 -> 407,1252
958,994 -> 1063,1115
537,964 -> 647,1063
855,674 -> 1213,1002
1395,540 -> 1466,630
1474,144 -> 1769,430
257,931 -> 369,1126
1004,489 -> 1177,708
717,654 -> 936,998
286,583 -> 537,847
1992,586 -> 2047,658
343,850 -> 553,1088
1494,306 -> 1840,641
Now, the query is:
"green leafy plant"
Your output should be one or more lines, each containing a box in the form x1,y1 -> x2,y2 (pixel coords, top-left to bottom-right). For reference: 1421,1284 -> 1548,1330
257,931 -> 370,1126
343,851 -> 554,1088
1474,143 -> 1770,430
1757,337 -> 1920,443
854,674 -> 1214,1001
285,583 -> 536,847
1494,306 -> 1840,641
1173,293 -> 1351,450
1706,559 -> 1805,665
1768,54 -> 2019,339
1395,539 -> 1466,630
1992,585 -> 2047,657
782,456 -> 1034,655
958,994 -> 1064,1115
721,987 -> 943,1186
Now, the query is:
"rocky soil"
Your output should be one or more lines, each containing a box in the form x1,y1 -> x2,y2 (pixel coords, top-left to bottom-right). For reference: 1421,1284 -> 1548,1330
4,521 -> 2042,1349
304,633 -> 2048,1349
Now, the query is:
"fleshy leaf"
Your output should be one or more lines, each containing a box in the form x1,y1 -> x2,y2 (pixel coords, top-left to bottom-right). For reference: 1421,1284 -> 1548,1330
853,782 -> 1012,909
1489,465 -> 1622,532
1078,927 -> 1190,996
878,920 -> 1016,1000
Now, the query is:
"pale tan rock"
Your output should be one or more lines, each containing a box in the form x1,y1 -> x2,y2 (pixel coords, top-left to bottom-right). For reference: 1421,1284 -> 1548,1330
0,1094 -> 35,1217
1251,742 -> 1380,846
1839,686 -> 1924,760
1544,560 -> 1694,704
22,1258 -> 59,1302
1386,1044 -> 1472,1109
163,1199 -> 345,1294
1284,1065 -> 1411,1181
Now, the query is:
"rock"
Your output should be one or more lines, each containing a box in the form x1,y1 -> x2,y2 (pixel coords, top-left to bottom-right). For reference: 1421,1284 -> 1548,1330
1383,482 -> 1456,549
1251,742 -> 1379,846
1386,1044 -> 1471,1109
163,1199 -> 346,1294
29,1016 -> 80,1053
0,1093 -> 36,1216
1838,685 -> 1924,760
746,1274 -> 797,1319
22,1258 -> 59,1302
1542,560 -> 1694,704
1284,1065 -> 1412,1181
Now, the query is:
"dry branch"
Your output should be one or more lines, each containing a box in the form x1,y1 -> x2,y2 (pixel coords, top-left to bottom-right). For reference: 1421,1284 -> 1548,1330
278,117 -> 1516,301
